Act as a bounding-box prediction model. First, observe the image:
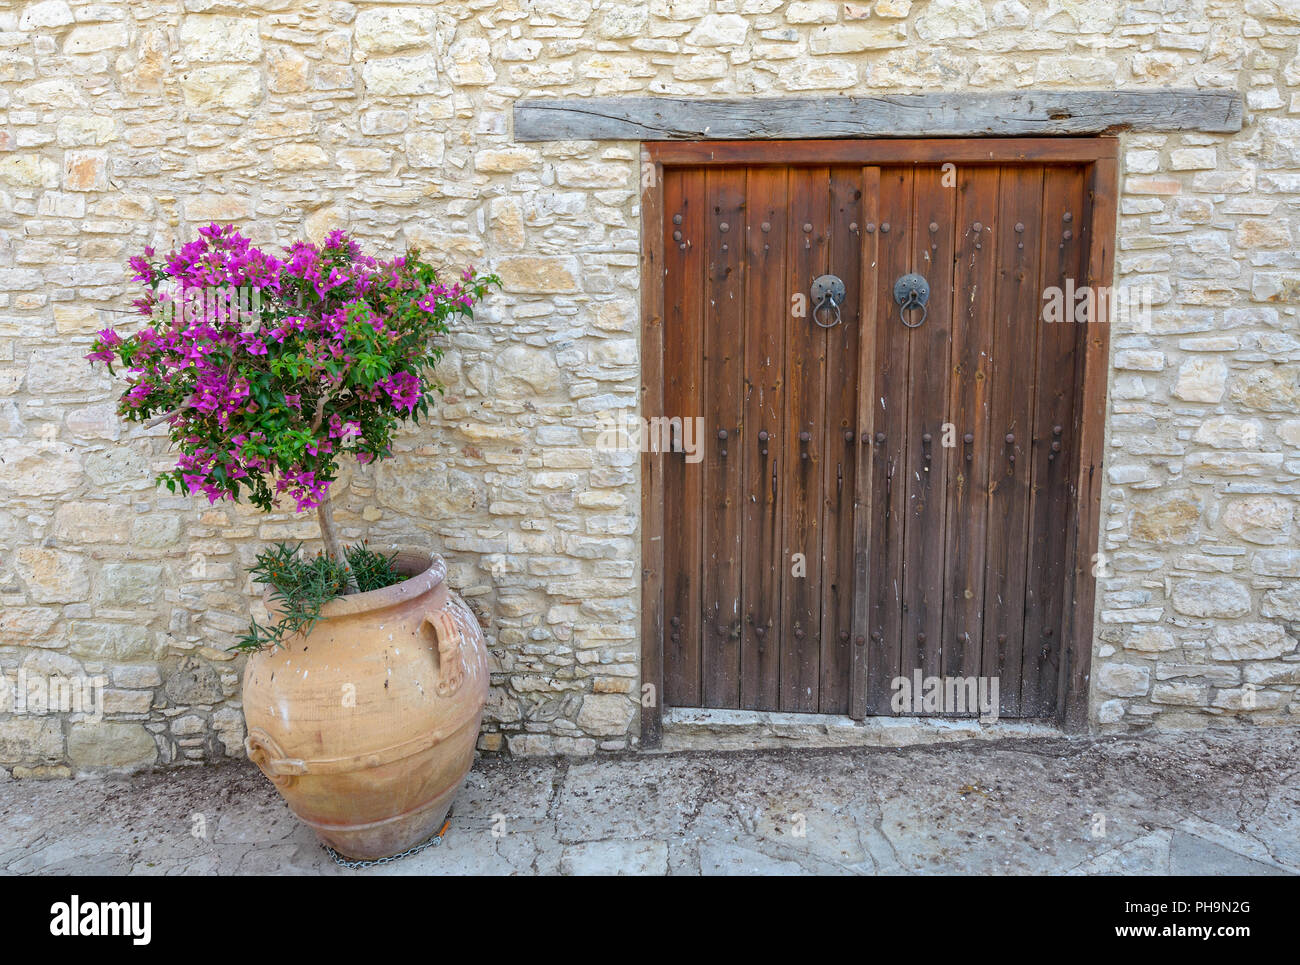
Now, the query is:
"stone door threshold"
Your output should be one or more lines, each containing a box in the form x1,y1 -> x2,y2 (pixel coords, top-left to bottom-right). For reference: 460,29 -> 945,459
658,708 -> 1063,753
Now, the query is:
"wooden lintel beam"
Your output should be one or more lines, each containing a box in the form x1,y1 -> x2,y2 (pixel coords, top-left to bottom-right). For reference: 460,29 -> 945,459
514,91 -> 1243,142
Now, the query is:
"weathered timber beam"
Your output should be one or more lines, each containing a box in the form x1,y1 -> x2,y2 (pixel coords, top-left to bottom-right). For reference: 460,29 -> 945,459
513,91 -> 1244,141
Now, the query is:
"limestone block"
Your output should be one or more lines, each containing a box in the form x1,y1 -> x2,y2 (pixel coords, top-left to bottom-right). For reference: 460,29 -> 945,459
577,693 -> 635,736
180,66 -> 263,110
1170,578 -> 1251,618
179,16 -> 262,63
354,8 -> 439,56
1210,624 -> 1295,661
15,548 -> 90,604
1097,663 -> 1151,697
66,721 -> 157,769
1173,358 -> 1227,402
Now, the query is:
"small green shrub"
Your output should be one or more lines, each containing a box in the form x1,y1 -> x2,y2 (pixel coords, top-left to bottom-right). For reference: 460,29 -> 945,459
234,541 -> 403,653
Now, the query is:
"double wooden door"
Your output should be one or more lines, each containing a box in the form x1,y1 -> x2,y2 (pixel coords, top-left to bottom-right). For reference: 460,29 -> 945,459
652,143 -> 1109,722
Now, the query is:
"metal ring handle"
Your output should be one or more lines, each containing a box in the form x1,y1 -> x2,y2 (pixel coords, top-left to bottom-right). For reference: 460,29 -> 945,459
813,295 -> 842,329
899,294 -> 927,329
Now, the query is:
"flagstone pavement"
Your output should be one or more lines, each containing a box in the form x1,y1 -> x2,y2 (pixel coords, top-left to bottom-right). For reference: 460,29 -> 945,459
1,727 -> 1296,875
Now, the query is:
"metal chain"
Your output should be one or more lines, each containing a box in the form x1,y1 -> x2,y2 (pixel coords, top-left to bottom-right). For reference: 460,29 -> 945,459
323,815 -> 451,870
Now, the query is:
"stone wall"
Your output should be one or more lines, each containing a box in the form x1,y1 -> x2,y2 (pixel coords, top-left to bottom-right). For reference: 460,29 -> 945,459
0,0 -> 1297,776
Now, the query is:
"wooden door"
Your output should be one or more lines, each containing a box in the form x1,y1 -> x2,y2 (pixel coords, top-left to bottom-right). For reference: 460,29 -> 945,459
651,143 -> 1107,726
661,165 -> 863,716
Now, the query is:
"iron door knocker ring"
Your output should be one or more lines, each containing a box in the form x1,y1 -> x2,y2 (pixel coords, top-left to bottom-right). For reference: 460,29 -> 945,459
811,274 -> 845,329
893,273 -> 930,329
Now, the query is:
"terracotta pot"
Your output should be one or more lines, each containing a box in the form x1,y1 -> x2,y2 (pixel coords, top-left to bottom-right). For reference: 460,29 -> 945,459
242,549 -> 488,860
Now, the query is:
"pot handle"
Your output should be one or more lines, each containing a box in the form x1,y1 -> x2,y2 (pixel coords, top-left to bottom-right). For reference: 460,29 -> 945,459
422,608 -> 466,698
245,728 -> 303,788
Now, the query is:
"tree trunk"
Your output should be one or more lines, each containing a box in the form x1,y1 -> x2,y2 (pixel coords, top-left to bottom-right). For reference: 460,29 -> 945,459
316,496 -> 357,593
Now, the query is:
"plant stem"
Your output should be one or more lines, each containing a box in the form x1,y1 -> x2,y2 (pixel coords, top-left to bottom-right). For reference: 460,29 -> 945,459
143,407 -> 180,428
316,495 -> 358,593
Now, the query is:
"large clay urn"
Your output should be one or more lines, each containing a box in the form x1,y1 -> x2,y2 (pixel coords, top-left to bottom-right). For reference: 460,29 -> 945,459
242,549 -> 488,860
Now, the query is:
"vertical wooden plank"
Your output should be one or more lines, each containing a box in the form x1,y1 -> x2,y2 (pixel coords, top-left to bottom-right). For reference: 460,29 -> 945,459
849,166 -> 880,720
662,167 -> 705,709
818,168 -> 863,715
899,165 -> 955,708
780,166 -> 829,712
700,167 -> 747,708
865,166 -> 913,716
941,165 -> 1000,698
1020,165 -> 1088,717
740,167 -> 787,711
981,164 -> 1044,718
1061,155 -> 1117,732
640,152 -> 665,745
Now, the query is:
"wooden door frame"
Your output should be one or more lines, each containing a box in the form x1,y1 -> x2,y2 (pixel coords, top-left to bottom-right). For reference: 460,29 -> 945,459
639,138 -> 1118,745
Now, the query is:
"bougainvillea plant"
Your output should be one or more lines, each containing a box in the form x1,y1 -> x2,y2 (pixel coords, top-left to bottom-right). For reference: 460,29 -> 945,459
88,224 -> 498,603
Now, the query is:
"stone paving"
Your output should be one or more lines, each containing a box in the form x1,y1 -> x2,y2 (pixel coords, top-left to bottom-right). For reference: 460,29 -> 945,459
1,727 -> 1296,875
4,1 -> 1300,776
